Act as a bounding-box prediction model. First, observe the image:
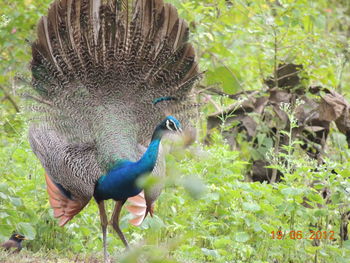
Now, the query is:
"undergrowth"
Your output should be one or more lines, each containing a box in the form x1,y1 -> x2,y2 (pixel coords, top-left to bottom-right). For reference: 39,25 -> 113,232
1,115 -> 350,262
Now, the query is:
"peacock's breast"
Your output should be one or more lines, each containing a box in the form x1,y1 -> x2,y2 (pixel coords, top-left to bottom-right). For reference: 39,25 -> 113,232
93,163 -> 143,201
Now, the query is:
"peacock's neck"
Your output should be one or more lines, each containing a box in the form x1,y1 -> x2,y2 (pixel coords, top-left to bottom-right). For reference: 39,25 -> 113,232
137,138 -> 161,172
135,126 -> 164,173
94,126 -> 164,201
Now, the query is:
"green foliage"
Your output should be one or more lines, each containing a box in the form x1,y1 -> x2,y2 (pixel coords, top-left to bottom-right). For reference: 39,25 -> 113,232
2,134 -> 350,262
164,138 -> 350,262
172,0 -> 350,118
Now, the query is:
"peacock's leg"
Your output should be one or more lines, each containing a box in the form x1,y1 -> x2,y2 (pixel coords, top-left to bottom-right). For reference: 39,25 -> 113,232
110,200 -> 129,248
98,201 -> 109,262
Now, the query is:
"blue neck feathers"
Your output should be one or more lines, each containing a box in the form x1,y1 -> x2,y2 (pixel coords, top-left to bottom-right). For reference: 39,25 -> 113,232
137,134 -> 161,172
94,126 -> 165,201
135,126 -> 164,173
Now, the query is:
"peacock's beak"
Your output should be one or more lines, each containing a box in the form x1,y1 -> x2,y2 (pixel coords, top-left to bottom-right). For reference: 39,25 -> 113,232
178,127 -> 183,133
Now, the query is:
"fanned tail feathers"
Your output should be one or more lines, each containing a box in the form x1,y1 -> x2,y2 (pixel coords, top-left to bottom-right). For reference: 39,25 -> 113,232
31,0 -> 200,153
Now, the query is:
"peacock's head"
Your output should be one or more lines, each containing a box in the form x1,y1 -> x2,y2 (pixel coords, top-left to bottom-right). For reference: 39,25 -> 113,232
160,116 -> 182,133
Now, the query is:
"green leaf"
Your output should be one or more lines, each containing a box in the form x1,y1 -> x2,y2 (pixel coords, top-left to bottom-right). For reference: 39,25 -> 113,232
0,192 -> 8,199
0,183 -> 9,192
0,212 -> 9,219
206,66 -> 241,94
182,175 -> 206,199
242,202 -> 261,212
9,197 -> 22,206
307,193 -> 323,204
213,238 -> 231,249
281,187 -> 303,197
235,232 -> 250,243
17,222 -> 36,240
201,248 -> 219,258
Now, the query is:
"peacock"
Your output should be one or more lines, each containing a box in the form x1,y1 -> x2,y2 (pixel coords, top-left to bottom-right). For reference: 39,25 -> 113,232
28,0 -> 200,260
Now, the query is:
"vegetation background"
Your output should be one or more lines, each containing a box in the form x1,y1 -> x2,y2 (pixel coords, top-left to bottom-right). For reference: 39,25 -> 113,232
1,0 -> 350,262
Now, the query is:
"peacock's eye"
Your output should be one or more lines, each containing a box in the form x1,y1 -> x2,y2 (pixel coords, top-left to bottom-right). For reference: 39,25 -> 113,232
166,120 -> 177,131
